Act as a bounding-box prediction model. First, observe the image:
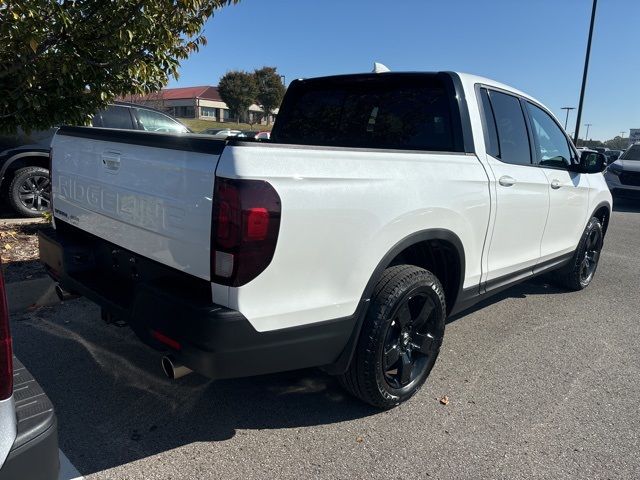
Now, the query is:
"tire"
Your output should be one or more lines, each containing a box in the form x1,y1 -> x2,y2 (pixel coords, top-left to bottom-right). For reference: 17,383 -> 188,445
339,265 -> 446,409
8,166 -> 51,218
553,216 -> 604,291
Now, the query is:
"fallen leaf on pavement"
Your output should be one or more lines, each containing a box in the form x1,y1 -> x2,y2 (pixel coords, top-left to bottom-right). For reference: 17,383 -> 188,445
356,436 -> 364,443
439,395 -> 449,405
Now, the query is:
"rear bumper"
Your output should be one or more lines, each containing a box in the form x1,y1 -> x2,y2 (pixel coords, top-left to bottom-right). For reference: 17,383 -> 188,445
39,222 -> 355,380
0,358 -> 59,480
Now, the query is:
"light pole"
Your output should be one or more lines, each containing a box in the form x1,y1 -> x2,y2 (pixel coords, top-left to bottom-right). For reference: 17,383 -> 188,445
561,107 -> 576,131
620,131 -> 626,138
584,123 -> 592,142
574,0 -> 598,145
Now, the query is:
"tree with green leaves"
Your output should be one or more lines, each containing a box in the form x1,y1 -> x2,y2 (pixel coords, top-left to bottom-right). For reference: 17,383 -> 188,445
254,66 -> 285,125
0,0 -> 239,133
603,136 -> 630,151
218,71 -> 258,124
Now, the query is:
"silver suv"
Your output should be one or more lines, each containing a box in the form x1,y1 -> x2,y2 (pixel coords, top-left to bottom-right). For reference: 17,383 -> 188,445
605,143 -> 640,199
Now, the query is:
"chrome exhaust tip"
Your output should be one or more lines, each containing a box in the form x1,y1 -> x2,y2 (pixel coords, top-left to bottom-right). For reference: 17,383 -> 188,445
55,284 -> 79,302
161,355 -> 192,380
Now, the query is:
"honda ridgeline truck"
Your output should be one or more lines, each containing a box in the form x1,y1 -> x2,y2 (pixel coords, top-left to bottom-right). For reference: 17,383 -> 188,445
39,72 -> 612,408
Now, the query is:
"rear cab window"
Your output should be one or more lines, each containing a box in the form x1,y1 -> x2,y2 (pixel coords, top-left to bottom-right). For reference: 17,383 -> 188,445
271,73 -> 466,153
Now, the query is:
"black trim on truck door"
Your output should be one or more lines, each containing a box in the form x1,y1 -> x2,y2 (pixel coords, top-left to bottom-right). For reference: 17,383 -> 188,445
56,126 -> 226,155
445,72 -> 476,154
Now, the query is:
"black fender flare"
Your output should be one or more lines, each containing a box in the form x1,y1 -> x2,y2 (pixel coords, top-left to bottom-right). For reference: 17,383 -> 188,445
589,200 -> 612,237
0,149 -> 50,188
326,228 -> 466,375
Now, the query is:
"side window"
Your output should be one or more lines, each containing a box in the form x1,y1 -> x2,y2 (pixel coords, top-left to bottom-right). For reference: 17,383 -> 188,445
134,108 -> 187,133
487,90 -> 531,166
526,102 -> 572,168
98,106 -> 135,130
479,88 -> 499,158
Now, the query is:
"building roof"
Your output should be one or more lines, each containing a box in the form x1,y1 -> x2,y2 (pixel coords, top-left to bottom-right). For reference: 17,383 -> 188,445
153,86 -> 222,101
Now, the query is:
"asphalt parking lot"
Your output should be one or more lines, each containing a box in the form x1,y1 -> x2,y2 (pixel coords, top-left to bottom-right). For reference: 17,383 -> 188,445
9,199 -> 640,480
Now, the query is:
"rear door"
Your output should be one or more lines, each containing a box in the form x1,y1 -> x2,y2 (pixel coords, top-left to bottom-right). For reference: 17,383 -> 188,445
524,101 -> 590,263
478,88 -> 550,284
51,128 -> 225,280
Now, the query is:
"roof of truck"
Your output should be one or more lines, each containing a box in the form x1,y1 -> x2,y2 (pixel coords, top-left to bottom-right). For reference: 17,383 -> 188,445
454,72 -> 531,99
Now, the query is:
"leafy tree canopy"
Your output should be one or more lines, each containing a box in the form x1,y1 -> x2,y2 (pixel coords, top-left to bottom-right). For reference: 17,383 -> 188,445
254,66 -> 285,125
0,0 -> 239,132
603,136 -> 630,151
217,70 -> 258,123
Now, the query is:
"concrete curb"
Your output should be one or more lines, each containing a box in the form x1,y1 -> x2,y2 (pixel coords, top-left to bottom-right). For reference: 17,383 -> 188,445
6,276 -> 60,313
0,217 -> 46,226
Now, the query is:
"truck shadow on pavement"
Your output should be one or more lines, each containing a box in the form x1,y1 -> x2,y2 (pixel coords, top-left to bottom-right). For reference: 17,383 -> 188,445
10,299 -> 380,476
10,274 -> 572,476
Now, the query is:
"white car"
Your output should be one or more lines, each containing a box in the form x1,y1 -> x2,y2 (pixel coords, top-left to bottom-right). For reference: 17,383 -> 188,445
40,71 -> 611,408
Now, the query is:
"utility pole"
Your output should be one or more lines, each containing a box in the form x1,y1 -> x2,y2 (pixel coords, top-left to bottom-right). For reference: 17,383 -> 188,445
584,123 -> 592,142
561,107 -> 576,130
620,131 -> 625,138
574,0 -> 598,145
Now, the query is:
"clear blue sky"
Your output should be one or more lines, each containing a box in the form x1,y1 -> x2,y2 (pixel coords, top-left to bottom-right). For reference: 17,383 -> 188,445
168,0 -> 638,141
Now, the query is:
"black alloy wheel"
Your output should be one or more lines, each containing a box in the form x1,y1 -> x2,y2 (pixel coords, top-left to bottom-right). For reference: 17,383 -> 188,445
382,289 -> 439,391
553,216 -> 604,291
8,166 -> 52,218
339,265 -> 446,408
579,228 -> 602,285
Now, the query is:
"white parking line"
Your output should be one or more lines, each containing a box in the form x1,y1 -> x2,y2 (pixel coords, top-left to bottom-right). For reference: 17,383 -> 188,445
59,450 -> 84,480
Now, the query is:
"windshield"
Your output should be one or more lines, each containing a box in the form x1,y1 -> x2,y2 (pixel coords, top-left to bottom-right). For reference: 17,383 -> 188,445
620,144 -> 640,160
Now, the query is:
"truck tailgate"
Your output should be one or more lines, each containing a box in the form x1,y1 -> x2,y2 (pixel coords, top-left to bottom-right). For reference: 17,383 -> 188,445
51,127 -> 226,280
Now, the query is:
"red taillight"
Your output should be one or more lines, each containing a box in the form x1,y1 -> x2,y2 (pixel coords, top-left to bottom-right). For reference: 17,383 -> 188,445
211,177 -> 281,287
245,208 -> 269,241
0,258 -> 12,401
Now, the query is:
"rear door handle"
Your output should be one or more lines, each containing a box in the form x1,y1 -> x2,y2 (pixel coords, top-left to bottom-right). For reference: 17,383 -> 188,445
550,179 -> 562,189
498,175 -> 516,187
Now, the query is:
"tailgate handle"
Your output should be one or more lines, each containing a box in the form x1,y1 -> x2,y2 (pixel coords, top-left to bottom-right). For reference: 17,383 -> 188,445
102,151 -> 121,172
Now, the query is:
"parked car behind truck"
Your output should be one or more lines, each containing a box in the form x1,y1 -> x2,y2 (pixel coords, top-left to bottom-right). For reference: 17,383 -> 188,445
40,71 -> 611,408
0,102 -> 189,218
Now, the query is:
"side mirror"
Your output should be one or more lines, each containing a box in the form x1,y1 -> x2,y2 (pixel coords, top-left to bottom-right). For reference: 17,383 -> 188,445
576,151 -> 607,173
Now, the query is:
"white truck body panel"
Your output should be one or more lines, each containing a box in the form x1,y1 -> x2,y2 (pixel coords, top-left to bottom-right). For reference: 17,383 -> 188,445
216,144 -> 491,331
49,71 -> 612,337
51,133 -> 217,280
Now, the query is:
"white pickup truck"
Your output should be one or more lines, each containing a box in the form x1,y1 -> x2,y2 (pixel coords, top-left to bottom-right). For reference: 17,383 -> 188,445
40,71 -> 612,408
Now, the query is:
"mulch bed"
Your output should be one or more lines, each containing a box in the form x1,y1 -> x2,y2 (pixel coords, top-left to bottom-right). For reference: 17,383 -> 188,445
0,222 -> 49,283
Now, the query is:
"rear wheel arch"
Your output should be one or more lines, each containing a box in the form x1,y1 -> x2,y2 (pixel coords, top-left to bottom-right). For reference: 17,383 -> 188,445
327,229 -> 465,375
591,202 -> 611,237
1,152 -> 50,190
